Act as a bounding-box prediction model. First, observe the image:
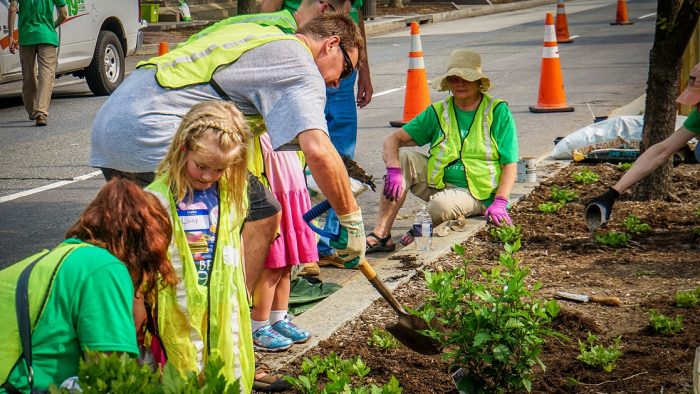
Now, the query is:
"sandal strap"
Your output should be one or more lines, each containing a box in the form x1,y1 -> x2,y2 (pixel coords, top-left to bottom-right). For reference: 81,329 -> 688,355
366,231 -> 392,244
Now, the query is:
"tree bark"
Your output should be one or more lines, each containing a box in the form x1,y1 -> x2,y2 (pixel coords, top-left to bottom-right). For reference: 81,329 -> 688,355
633,0 -> 699,200
388,0 -> 404,9
237,0 -> 258,16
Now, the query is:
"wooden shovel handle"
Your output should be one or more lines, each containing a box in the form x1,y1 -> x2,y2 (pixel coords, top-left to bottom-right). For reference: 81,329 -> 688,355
588,295 -> 622,307
358,260 -> 408,315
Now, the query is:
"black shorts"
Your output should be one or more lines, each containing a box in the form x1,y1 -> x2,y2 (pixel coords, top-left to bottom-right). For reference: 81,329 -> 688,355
100,167 -> 155,188
246,173 -> 281,221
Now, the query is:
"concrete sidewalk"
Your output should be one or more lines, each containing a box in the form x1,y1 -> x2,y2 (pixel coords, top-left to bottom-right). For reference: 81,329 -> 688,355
137,0 -> 557,54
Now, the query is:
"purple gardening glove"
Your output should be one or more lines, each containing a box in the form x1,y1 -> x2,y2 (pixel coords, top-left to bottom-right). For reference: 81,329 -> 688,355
383,167 -> 403,201
484,196 -> 512,226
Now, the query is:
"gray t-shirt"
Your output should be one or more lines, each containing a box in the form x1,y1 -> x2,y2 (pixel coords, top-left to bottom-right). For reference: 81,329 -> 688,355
90,40 -> 328,173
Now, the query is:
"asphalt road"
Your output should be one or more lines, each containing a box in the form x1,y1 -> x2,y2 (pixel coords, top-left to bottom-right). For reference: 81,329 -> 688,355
0,0 -> 656,266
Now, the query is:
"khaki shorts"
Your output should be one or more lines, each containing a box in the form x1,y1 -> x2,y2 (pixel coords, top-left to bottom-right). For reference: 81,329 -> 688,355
399,150 -> 486,224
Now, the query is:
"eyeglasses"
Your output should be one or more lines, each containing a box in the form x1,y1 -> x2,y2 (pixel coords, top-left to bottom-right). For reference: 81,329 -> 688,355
338,42 -> 355,80
320,0 -> 336,11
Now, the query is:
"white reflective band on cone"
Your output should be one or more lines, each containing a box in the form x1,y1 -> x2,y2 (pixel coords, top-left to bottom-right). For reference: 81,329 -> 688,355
544,27 -> 556,42
409,57 -> 425,70
542,47 -> 559,58
410,35 -> 422,51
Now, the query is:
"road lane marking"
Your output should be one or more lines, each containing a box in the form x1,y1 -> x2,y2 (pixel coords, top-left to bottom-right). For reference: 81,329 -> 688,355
0,171 -> 102,203
638,13 -> 655,20
373,87 -> 405,98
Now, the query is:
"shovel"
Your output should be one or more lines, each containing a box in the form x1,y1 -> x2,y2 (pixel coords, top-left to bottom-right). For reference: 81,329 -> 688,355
555,291 -> 622,307
303,200 -> 442,355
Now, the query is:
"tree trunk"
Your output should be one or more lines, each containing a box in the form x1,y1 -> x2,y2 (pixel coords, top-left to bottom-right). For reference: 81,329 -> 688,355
237,0 -> 257,16
388,0 -> 404,9
632,0 -> 699,200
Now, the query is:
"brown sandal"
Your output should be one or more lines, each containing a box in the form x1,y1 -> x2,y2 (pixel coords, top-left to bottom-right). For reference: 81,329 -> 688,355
366,232 -> 395,254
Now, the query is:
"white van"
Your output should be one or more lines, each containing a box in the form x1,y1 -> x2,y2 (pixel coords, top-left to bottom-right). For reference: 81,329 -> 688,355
0,0 -> 143,95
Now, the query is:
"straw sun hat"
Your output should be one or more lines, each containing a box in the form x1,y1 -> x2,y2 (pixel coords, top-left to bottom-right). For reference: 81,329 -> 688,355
431,49 -> 491,92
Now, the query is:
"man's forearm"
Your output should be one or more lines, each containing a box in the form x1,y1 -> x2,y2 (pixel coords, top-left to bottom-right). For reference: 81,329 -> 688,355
261,0 -> 284,13
299,129 -> 358,215
8,2 -> 17,35
55,6 -> 68,27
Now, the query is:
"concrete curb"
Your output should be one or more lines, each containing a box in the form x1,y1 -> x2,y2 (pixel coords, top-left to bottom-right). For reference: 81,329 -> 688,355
136,0 -> 558,55
258,159 -> 570,371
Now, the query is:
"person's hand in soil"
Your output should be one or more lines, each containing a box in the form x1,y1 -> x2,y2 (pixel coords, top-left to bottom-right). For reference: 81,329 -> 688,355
484,196 -> 512,225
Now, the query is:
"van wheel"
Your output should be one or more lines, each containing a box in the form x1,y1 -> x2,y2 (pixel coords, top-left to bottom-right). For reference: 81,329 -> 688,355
85,31 -> 124,96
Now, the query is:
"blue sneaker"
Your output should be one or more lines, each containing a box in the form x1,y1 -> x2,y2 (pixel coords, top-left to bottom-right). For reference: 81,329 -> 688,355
272,317 -> 311,344
252,324 -> 292,352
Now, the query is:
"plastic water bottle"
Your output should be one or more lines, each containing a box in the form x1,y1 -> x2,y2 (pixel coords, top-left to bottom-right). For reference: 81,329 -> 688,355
413,204 -> 432,251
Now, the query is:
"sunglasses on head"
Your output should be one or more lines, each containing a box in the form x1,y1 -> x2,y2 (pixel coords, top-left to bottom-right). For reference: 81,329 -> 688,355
338,42 -> 355,80
320,0 -> 336,11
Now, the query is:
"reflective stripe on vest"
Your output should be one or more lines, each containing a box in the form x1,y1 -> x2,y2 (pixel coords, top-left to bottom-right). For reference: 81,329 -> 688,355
147,178 -> 254,393
426,94 -> 503,200
137,23 -> 306,89
0,242 -> 90,390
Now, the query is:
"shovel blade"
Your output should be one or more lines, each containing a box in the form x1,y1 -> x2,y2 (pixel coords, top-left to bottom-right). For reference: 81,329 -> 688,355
385,314 -> 442,355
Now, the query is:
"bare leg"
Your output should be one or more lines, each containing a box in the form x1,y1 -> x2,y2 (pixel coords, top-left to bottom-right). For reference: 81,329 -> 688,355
366,189 -> 409,247
243,211 -> 281,295
271,267 -> 292,311
251,267 -> 284,322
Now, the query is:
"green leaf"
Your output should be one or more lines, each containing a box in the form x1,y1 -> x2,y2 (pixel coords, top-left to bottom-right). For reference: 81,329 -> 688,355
473,332 -> 491,347
493,344 -> 511,362
452,244 -> 465,255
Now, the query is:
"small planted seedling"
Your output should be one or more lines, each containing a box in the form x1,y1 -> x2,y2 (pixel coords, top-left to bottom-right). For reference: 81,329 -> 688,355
623,214 -> 651,234
572,169 -> 600,184
617,162 -> 633,171
489,224 -> 522,244
649,309 -> 684,334
577,332 -> 622,373
675,288 -> 700,308
539,201 -> 564,214
594,231 -> 631,247
550,185 -> 578,203
367,327 -> 398,350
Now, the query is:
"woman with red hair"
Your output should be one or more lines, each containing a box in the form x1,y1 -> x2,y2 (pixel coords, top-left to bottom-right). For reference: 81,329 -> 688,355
0,178 -> 178,393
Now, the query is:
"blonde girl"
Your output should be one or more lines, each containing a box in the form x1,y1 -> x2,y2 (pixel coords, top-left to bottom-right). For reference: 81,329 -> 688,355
146,100 -> 254,392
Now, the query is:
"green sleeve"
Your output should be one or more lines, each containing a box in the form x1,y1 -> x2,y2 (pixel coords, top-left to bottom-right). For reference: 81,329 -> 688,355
683,107 -> 700,134
282,0 -> 301,13
403,106 -> 439,147
54,0 -> 67,7
491,102 -> 519,164
75,262 -> 138,355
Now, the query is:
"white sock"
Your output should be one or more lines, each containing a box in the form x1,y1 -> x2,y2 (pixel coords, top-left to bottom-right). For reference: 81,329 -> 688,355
252,319 -> 269,333
269,310 -> 287,325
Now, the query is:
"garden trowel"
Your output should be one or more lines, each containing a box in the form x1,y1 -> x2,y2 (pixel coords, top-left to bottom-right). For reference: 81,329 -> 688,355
303,200 -> 443,355
555,291 -> 621,307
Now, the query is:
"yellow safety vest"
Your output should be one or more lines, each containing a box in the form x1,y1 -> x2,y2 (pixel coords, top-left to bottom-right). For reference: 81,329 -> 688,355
147,177 -> 253,393
0,242 -> 90,391
426,94 -> 504,200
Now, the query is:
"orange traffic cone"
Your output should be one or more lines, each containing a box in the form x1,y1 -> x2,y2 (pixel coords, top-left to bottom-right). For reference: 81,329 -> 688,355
529,13 -> 574,113
611,0 -> 633,25
389,22 -> 431,128
555,0 -> 573,44
159,41 -> 169,56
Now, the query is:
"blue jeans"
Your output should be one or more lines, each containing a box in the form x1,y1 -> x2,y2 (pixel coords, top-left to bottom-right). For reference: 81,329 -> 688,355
318,70 -> 358,257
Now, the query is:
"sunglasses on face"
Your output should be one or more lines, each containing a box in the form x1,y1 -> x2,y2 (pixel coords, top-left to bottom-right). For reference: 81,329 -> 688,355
339,42 -> 355,80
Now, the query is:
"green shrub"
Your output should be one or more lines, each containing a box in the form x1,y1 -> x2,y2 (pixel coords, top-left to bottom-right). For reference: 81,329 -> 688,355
577,332 -> 622,373
594,231 -> 631,247
285,353 -> 402,394
417,240 -> 561,393
622,214 -> 651,234
367,327 -> 398,350
538,201 -> 564,214
675,287 -> 700,308
489,224 -> 522,244
50,352 -> 239,394
649,309 -> 684,334
571,169 -> 600,184
549,185 -> 578,203
617,162 -> 633,171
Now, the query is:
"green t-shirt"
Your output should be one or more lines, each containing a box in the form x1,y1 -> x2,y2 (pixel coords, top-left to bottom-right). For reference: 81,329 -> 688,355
6,239 -> 138,392
683,107 -> 700,134
16,0 -> 66,47
404,99 -> 519,189
282,0 -> 363,23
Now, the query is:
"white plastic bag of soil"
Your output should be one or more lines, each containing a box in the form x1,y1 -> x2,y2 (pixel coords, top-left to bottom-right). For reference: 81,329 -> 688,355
549,115 -> 687,160
306,174 -> 369,205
